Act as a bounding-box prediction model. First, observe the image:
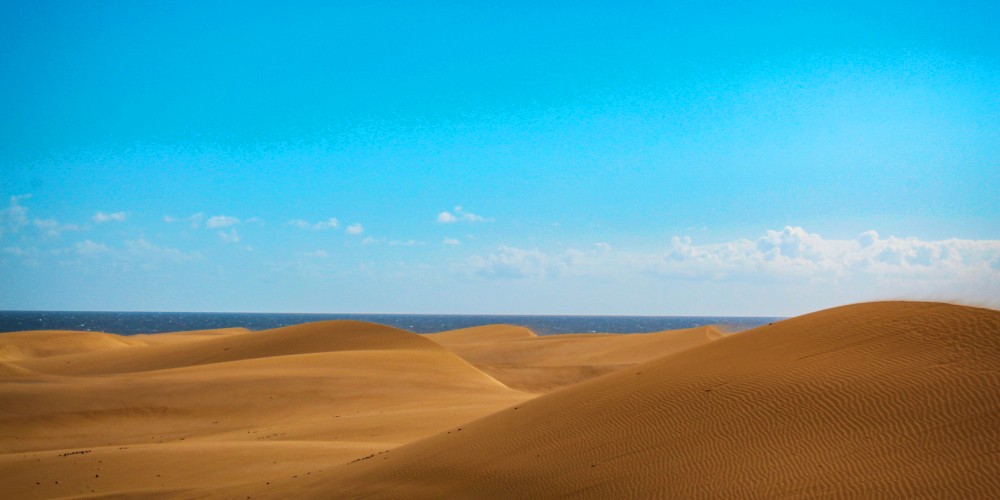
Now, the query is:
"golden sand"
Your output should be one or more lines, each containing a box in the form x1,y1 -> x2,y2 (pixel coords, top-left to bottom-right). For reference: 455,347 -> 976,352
2,302 -> 998,498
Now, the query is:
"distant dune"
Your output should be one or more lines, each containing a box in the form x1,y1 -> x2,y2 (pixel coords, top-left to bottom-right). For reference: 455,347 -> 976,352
2,302 -> 998,498
427,324 -> 722,392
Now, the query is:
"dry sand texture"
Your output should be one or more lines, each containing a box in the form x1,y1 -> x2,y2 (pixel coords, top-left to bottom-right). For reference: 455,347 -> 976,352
1,301 -> 999,498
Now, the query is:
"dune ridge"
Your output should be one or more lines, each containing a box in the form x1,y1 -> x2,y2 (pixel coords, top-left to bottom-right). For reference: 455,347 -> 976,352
2,302 -> 999,499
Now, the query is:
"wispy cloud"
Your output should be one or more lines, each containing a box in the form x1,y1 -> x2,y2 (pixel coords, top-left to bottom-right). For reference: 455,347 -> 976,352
93,211 -> 126,223
206,215 -> 240,228
443,237 -> 461,245
124,238 -> 202,268
44,238 -> 203,271
218,228 -> 240,243
32,218 -> 83,237
467,245 -> 555,278
164,212 -> 205,228
1,195 -> 31,236
288,218 -> 339,230
1,196 -> 83,238
437,206 -> 490,224
346,223 -> 364,235
391,240 -> 422,247
3,245 -> 37,257
362,236 -> 423,246
74,239 -> 112,258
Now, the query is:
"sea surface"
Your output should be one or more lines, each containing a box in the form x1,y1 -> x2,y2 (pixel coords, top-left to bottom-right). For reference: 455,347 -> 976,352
0,310 -> 783,336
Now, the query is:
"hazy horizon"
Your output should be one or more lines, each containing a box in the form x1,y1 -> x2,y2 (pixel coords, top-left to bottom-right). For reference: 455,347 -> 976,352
2,2 -> 998,316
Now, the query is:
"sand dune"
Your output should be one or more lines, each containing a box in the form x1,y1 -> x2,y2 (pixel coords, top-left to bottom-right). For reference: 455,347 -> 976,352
278,301 -> 1000,498
2,302 -> 999,499
428,324 -> 722,392
0,330 -> 145,361
0,321 -> 529,499
426,324 -> 538,344
16,320 -> 447,376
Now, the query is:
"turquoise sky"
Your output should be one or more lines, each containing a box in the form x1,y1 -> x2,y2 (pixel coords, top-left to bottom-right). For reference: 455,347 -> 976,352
2,1 -> 998,315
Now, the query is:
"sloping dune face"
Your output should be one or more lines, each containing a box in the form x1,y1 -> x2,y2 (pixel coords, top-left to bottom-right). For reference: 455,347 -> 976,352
0,321 -> 529,499
312,302 -> 1000,498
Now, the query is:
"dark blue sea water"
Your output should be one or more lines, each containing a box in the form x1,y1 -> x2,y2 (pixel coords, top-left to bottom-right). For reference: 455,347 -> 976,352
0,310 -> 782,336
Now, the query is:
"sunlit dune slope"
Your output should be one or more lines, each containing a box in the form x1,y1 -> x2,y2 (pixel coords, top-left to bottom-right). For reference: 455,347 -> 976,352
428,324 -> 721,392
0,321 -> 530,499
297,301 -> 1000,499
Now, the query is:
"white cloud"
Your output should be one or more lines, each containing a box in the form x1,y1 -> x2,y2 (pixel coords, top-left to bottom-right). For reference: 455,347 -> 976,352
467,245 -> 558,278
437,206 -> 489,224
288,218 -> 339,230
93,211 -> 126,223
206,215 -> 240,228
74,240 -> 111,258
2,246 -> 35,257
390,240 -> 422,247
218,229 -> 240,243
125,238 -> 201,265
303,250 -> 329,258
362,236 -> 423,246
0,197 -> 83,239
346,223 -> 364,235
164,212 -> 205,228
463,227 -> 1000,295
443,237 -> 461,245
640,227 -> 1000,282
1,195 -> 30,236
32,218 -> 82,237
49,238 -> 201,271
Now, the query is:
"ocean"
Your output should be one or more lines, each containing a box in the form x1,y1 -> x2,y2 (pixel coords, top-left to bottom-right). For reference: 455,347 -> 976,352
0,310 -> 782,336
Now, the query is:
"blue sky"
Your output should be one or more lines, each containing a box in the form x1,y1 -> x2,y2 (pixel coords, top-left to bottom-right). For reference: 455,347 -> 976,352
1,1 -> 998,315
